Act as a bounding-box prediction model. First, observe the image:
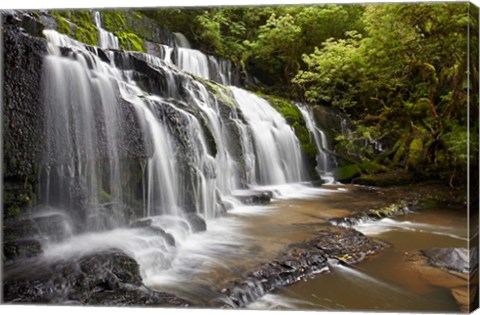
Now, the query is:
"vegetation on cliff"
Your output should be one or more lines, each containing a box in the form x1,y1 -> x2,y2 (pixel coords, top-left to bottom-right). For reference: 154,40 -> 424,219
131,3 -> 477,186
21,3 -> 480,188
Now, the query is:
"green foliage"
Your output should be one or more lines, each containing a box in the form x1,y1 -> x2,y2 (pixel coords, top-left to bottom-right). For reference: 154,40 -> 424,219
294,3 -> 472,183
293,31 -> 364,111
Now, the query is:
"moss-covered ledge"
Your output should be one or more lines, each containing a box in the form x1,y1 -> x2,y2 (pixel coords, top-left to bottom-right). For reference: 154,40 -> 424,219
50,10 -> 99,46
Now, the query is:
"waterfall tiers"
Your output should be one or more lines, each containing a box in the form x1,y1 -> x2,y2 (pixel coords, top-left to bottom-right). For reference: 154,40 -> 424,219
3,10 -> 336,306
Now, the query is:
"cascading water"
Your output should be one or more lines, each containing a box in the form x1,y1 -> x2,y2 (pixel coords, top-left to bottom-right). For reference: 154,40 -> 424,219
93,11 -> 120,50
231,87 -> 305,185
298,105 -> 334,175
42,30 -> 125,231
173,32 -> 233,85
24,12 -> 333,305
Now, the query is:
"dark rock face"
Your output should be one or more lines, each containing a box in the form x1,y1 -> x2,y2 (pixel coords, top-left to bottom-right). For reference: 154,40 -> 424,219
3,25 -> 46,178
219,227 -> 386,308
421,248 -> 470,274
3,213 -> 72,243
3,239 -> 43,262
3,250 -> 192,306
3,24 -> 47,219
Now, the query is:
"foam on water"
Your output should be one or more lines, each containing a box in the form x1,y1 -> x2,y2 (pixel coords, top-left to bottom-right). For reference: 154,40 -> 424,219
354,217 -> 467,240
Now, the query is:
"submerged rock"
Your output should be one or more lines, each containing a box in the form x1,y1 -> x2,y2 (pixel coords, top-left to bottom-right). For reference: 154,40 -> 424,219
129,218 -> 176,246
3,250 -> 192,306
219,226 -> 386,307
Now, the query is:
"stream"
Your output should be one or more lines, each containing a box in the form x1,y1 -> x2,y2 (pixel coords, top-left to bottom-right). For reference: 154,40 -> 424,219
139,180 -> 466,311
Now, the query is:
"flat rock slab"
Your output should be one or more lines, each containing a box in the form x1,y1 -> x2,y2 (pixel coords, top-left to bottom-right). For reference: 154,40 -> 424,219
329,202 -> 411,227
219,226 -> 386,308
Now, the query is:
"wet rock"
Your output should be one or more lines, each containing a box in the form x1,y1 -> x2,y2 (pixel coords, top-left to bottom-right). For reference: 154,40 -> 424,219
421,248 -> 470,273
3,213 -> 72,243
130,218 -> 153,228
3,239 -> 43,262
219,226 -> 386,307
3,250 -> 192,307
185,213 -> 207,233
328,202 -> 411,227
129,219 -> 176,246
145,226 -> 176,247
232,190 -> 272,205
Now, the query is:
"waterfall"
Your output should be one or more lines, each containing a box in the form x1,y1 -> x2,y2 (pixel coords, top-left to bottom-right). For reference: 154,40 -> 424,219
93,11 -> 120,50
42,30 -> 124,231
34,16 -> 317,297
297,105 -> 333,174
172,32 -> 233,85
231,87 -> 305,185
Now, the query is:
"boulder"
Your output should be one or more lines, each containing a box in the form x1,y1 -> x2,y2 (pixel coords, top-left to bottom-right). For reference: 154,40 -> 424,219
3,250 -> 192,306
421,248 -> 470,273
185,213 -> 207,233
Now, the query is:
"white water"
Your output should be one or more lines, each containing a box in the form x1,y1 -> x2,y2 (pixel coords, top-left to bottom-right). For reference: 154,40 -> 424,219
33,13 -> 339,305
298,105 -> 333,174
354,218 -> 468,241
172,32 -> 233,85
93,11 -> 119,50
231,87 -> 305,185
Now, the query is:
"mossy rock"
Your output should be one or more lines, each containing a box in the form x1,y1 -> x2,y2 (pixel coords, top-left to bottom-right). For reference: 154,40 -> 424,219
99,189 -> 113,203
50,10 -> 99,46
360,160 -> 389,174
352,170 -> 414,187
407,137 -> 425,171
333,164 -> 362,182
115,31 -> 145,52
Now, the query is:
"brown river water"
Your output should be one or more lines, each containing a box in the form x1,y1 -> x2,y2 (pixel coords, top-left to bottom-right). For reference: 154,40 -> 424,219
142,182 -> 468,312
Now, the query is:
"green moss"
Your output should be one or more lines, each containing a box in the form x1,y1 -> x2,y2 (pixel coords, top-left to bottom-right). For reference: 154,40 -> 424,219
334,164 -> 362,182
261,94 -> 303,125
407,137 -> 424,170
359,160 -> 389,174
75,27 -> 98,47
292,121 -> 316,159
115,31 -> 145,52
257,93 -> 319,161
99,189 -> 113,203
51,10 -> 98,46
101,10 -> 127,31
352,170 -> 413,187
